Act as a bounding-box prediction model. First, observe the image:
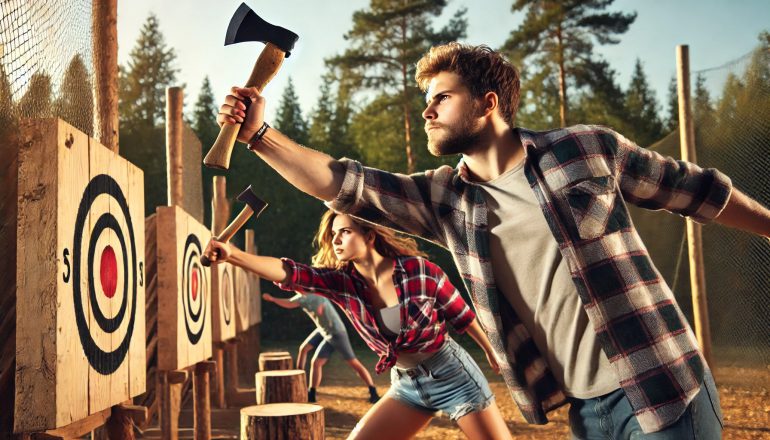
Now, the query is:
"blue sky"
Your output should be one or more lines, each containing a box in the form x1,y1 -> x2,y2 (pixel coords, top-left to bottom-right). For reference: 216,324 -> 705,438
117,0 -> 770,123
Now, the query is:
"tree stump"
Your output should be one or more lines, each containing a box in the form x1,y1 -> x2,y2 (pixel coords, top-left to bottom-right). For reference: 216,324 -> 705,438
255,369 -> 307,405
259,352 -> 293,371
240,403 -> 324,440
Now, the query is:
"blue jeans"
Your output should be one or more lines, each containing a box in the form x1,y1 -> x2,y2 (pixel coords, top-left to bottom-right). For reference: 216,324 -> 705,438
568,370 -> 723,439
386,338 -> 495,421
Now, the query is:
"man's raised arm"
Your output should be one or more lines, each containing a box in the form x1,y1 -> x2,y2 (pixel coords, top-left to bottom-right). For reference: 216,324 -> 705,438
217,86 -> 346,202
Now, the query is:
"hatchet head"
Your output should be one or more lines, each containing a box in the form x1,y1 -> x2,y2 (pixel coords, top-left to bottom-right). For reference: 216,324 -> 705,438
237,185 -> 268,218
225,3 -> 299,57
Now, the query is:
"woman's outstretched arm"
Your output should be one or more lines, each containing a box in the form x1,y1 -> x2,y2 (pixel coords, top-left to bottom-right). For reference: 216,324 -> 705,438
204,239 -> 289,283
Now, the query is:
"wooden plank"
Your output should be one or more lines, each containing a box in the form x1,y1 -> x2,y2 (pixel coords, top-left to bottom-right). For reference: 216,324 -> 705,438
127,158 -> 146,398
15,119 -> 89,431
243,232 -> 261,327
181,123 -> 203,224
234,265 -> 250,333
88,135 -> 129,413
156,207 -> 180,371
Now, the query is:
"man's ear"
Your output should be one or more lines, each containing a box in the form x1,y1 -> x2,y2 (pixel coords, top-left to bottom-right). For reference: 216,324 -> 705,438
481,91 -> 499,117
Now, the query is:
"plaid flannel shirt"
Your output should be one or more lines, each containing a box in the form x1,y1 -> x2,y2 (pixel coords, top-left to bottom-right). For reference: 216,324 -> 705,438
327,124 -> 732,433
276,255 -> 475,373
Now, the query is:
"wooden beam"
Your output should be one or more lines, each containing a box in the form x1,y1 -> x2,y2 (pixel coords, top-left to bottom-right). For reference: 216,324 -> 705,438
40,408 -> 111,439
676,44 -> 713,366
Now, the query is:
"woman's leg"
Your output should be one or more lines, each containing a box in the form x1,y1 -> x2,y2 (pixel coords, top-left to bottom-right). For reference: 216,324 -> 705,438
348,395 -> 433,440
455,401 -> 512,440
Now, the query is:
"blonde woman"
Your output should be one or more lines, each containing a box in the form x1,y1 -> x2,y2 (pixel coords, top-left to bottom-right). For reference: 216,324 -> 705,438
205,210 -> 512,439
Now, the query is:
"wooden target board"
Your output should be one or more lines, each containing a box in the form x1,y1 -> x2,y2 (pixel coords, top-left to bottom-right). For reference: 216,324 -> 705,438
15,118 -> 146,431
244,231 -> 262,326
156,205 -> 213,371
212,260 -> 237,342
234,265 -> 251,333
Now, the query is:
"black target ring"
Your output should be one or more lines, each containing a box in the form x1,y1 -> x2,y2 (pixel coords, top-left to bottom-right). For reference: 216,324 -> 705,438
72,174 -> 137,375
87,213 -> 128,333
222,267 -> 232,325
182,233 -> 207,344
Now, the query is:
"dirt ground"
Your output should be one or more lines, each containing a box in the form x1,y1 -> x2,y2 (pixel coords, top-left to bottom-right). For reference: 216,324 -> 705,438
262,338 -> 770,439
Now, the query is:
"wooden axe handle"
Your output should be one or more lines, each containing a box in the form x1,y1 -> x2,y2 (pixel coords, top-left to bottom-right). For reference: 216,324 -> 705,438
201,205 -> 255,266
203,42 -> 287,170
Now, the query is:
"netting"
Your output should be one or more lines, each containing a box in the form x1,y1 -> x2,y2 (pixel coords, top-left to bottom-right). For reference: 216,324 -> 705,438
0,0 -> 96,137
634,44 -> 770,368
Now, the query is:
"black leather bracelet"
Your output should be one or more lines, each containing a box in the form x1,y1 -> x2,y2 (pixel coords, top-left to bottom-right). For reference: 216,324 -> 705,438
247,122 -> 270,150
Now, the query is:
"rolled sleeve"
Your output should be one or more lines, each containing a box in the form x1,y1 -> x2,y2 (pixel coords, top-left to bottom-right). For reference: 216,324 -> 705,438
611,129 -> 733,224
326,158 -> 365,214
273,258 -> 347,300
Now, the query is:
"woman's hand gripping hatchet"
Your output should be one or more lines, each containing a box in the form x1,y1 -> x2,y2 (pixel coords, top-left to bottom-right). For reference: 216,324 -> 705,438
203,3 -> 299,170
201,185 -> 268,267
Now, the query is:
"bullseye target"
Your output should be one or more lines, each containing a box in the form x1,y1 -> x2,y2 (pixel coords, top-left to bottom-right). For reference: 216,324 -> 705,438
14,119 -> 146,431
156,205 -> 212,371
72,174 -> 139,375
181,233 -> 208,344
211,259 -> 237,342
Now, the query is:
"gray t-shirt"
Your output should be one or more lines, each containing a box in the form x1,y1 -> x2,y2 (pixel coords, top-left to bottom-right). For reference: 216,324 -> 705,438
290,293 -> 347,338
477,161 -> 618,398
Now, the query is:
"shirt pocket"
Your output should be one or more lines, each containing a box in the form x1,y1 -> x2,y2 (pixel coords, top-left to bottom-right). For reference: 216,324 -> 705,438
563,175 -> 617,241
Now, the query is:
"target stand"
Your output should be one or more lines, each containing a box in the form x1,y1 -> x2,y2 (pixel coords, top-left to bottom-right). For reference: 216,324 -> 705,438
15,118 -> 146,432
156,205 -> 213,371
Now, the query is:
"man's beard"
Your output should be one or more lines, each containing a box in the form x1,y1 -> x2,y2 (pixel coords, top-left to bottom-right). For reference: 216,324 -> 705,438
426,111 -> 483,157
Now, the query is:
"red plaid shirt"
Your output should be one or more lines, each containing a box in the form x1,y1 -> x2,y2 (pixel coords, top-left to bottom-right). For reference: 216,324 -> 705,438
276,256 -> 475,373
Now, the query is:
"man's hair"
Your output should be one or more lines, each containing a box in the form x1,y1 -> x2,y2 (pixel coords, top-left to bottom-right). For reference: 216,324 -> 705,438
415,43 -> 520,127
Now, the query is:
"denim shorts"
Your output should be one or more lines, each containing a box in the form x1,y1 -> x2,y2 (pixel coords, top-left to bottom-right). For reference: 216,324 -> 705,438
385,338 -> 495,421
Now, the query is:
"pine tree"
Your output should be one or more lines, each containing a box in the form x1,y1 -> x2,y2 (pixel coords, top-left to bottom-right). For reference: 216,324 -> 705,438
664,76 -> 678,132
274,77 -> 308,145
570,58 -> 629,134
327,0 -> 467,173
190,76 -> 219,147
624,58 -> 663,146
18,72 -> 52,118
119,13 -> 178,128
502,0 -> 636,127
693,73 -> 714,124
54,54 -> 94,136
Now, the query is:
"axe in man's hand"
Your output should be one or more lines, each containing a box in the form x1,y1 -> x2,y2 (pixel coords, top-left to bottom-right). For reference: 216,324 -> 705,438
203,3 -> 299,170
201,185 -> 268,267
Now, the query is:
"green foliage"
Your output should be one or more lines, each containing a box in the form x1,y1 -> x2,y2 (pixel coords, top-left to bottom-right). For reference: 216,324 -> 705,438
623,59 -> 663,146
274,78 -> 309,145
18,72 -> 52,118
54,54 -> 94,136
502,0 -> 636,126
189,76 -> 219,144
119,14 -> 178,128
569,58 -> 629,133
326,0 -> 467,172
664,76 -> 678,132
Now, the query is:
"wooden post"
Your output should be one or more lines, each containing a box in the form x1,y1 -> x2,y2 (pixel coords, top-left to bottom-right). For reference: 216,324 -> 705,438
159,370 -> 187,440
255,370 -> 307,405
225,340 -> 256,406
212,344 -> 227,408
676,45 -> 713,366
92,0 -> 119,152
240,403 -> 324,440
193,361 -> 216,440
166,87 -> 184,207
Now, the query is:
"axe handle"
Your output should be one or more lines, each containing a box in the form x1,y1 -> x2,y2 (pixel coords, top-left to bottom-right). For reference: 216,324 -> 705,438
201,205 -> 255,266
203,43 -> 287,170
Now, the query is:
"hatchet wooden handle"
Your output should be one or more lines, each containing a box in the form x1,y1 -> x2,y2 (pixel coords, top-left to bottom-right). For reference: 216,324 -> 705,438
203,42 -> 287,170
201,205 -> 255,266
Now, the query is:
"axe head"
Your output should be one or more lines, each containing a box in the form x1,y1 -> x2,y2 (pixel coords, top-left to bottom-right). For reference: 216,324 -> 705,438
237,185 -> 269,217
225,3 -> 299,57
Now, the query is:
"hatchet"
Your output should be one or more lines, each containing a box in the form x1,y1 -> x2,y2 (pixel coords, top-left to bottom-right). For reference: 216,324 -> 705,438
203,3 -> 299,170
201,185 -> 268,267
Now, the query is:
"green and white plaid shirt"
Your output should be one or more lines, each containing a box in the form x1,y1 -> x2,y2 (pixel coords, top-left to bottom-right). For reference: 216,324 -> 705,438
327,125 -> 732,433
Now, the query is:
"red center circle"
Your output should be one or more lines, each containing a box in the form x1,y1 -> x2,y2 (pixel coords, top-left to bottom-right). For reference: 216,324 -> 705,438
192,267 -> 199,301
100,245 -> 118,299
